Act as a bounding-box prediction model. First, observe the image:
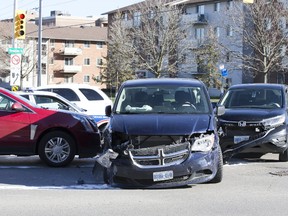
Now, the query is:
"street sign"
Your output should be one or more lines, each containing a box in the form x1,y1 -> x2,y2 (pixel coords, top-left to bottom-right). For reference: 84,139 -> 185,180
221,68 -> 228,77
8,47 -> 23,55
10,54 -> 21,86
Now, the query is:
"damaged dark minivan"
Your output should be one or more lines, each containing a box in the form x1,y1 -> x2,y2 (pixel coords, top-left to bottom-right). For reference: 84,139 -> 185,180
96,78 -> 223,188
217,83 -> 288,161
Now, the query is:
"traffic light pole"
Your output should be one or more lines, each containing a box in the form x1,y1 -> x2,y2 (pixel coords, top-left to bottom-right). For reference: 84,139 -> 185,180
37,0 -> 42,87
12,0 -> 17,48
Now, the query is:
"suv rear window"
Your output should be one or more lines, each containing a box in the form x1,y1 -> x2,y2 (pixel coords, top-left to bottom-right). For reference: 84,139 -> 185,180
79,88 -> 103,101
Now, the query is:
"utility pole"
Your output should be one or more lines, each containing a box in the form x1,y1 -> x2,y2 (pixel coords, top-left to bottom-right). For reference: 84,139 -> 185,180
37,0 -> 42,86
12,0 -> 17,48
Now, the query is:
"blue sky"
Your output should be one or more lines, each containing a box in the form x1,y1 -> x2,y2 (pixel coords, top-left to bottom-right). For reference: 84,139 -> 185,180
0,0 -> 142,20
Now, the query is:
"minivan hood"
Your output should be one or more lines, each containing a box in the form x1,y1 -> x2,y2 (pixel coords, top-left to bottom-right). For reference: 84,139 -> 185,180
110,114 -> 212,135
219,108 -> 285,121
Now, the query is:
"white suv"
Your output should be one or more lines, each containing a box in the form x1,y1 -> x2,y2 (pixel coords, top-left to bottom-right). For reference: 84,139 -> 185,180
35,84 -> 112,130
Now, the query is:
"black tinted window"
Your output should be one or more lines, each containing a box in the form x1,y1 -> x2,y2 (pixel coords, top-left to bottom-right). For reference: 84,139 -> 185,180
79,88 -> 103,101
52,88 -> 80,101
20,95 -> 29,100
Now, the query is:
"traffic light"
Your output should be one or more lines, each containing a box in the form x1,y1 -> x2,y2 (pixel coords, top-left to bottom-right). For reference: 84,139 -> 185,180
14,10 -> 26,40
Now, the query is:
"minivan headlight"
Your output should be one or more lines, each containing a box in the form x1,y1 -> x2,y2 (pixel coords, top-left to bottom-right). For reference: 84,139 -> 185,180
72,114 -> 93,132
262,114 -> 285,128
191,134 -> 215,152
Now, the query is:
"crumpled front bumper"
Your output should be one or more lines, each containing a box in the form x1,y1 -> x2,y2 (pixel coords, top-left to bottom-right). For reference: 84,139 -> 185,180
95,146 -> 220,188
220,124 -> 288,161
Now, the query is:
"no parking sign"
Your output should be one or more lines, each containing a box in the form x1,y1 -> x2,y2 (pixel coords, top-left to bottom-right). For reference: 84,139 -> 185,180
9,48 -> 23,87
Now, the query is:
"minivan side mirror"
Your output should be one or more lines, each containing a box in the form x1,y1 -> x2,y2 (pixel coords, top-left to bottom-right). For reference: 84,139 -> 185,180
105,105 -> 112,117
216,105 -> 225,116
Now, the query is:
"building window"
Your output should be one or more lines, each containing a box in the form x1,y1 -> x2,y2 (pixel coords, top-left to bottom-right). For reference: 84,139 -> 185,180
96,41 -> 104,49
64,76 -> 73,83
226,52 -> 231,62
22,56 -> 29,63
227,0 -> 233,10
84,58 -> 90,65
279,18 -> 286,30
84,41 -> 90,48
195,28 -> 205,43
280,45 -> 286,56
133,11 -> 141,26
214,2 -> 220,12
148,10 -> 154,19
65,58 -> 73,65
97,58 -> 103,66
227,26 -> 233,36
49,56 -> 54,64
214,27 -> 220,37
65,40 -> 74,48
50,39 -> 55,47
264,18 -> 272,30
84,75 -> 90,83
42,63 -> 46,74
181,53 -> 187,63
122,12 -> 128,21
197,5 -> 205,14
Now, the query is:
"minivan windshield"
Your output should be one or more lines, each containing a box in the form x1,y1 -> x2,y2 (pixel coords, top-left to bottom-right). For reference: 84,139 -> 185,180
220,88 -> 283,109
115,85 -> 210,114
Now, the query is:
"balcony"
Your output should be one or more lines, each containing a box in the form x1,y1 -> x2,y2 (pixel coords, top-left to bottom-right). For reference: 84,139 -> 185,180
59,47 -> 82,56
62,65 -> 82,73
182,14 -> 208,25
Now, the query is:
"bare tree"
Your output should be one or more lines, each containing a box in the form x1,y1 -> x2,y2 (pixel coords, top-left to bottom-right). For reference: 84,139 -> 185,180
0,22 -> 12,80
104,0 -> 194,86
228,0 -> 288,83
101,11 -> 136,90
193,27 -> 223,89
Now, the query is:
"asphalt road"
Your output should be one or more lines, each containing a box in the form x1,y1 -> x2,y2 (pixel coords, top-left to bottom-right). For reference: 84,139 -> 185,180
0,154 -> 288,216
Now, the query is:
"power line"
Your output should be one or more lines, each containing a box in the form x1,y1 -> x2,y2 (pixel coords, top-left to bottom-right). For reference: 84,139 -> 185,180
0,0 -> 38,19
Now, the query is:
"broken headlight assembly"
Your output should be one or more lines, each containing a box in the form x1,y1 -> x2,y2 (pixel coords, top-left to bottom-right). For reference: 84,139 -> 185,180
191,134 -> 215,152
262,114 -> 285,129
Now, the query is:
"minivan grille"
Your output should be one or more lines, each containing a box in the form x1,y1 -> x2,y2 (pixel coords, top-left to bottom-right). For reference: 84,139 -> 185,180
128,142 -> 190,168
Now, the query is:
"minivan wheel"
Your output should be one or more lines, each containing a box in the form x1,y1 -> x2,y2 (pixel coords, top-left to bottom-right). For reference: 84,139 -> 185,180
279,149 -> 288,162
209,146 -> 223,183
38,131 -> 76,167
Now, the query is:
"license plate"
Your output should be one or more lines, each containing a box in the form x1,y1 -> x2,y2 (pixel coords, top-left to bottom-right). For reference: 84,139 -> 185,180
234,136 -> 249,144
153,170 -> 173,182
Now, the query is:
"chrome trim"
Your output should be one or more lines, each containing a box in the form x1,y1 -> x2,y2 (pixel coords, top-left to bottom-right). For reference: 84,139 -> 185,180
30,124 -> 38,140
129,143 -> 190,169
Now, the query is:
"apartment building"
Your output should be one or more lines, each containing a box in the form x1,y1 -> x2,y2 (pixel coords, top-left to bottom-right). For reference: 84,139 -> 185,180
0,12 -> 108,89
35,10 -> 108,28
104,0 -> 272,86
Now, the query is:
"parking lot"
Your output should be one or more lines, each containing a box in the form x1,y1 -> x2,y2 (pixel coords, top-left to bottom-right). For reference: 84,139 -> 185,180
0,153 -> 287,189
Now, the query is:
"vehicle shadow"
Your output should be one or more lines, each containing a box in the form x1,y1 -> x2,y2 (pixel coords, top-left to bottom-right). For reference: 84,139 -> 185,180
0,155 -> 112,189
225,153 -> 280,165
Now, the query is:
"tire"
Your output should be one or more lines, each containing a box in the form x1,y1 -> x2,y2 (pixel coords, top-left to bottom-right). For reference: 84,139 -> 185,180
38,131 -> 76,167
210,146 -> 223,183
279,149 -> 288,162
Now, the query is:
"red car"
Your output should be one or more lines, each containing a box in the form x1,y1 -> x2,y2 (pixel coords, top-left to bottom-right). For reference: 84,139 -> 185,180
0,87 -> 101,167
